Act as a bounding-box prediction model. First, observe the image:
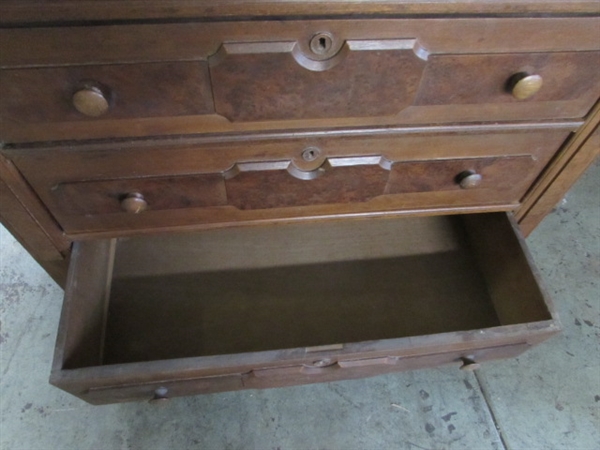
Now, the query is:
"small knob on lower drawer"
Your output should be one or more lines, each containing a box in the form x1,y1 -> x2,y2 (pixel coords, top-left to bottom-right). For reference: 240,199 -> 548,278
120,193 -> 148,214
459,357 -> 481,371
72,86 -> 110,117
149,387 -> 170,405
457,171 -> 482,189
509,73 -> 543,100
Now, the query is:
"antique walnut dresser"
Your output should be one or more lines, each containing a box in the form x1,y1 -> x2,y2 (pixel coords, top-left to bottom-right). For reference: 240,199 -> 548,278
0,0 -> 599,405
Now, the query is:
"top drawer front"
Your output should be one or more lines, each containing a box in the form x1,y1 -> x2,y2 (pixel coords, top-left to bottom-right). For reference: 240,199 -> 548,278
1,18 -> 599,143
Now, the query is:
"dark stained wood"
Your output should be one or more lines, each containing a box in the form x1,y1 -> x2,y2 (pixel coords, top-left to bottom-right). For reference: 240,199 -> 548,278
0,153 -> 70,286
3,128 -> 570,236
209,39 -> 426,121
462,213 -> 557,324
2,1 -> 600,25
50,213 -> 558,404
0,3 -> 598,405
0,62 -> 214,126
387,156 -> 536,196
52,239 -> 115,372
226,163 -> 390,209
3,19 -> 599,69
54,174 -> 227,215
243,343 -> 531,390
416,52 -> 600,120
0,178 -> 69,286
1,18 -> 599,143
517,101 -> 600,236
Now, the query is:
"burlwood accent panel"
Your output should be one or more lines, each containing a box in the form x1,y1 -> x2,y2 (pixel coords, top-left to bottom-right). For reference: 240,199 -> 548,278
55,175 -> 227,216
387,157 -> 536,194
209,39 -> 426,121
416,52 -> 600,118
225,162 -> 391,210
0,62 -> 213,124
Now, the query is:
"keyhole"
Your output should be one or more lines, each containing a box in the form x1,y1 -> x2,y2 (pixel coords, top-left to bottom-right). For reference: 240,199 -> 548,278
301,147 -> 321,162
310,33 -> 333,55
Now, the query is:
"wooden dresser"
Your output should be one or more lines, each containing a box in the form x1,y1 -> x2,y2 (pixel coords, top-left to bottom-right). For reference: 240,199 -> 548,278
1,1 -> 599,405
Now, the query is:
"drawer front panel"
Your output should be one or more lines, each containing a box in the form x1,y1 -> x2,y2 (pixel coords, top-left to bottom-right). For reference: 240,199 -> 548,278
5,128 -> 569,235
1,18 -> 598,143
76,344 -> 529,404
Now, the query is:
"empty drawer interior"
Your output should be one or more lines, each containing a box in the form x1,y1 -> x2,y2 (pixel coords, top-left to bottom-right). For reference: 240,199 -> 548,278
58,213 -> 553,370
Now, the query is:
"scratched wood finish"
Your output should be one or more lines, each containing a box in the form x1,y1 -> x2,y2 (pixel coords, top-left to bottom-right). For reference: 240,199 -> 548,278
50,213 -> 559,404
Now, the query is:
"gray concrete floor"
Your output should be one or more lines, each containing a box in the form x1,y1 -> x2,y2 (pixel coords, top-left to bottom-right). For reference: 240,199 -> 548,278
1,160 -> 598,450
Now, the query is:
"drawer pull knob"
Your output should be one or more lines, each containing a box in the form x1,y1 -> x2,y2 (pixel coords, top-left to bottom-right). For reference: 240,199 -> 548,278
120,193 -> 148,214
149,387 -> 170,405
72,86 -> 110,117
510,73 -> 543,100
459,358 -> 481,371
311,358 -> 335,368
457,171 -> 482,189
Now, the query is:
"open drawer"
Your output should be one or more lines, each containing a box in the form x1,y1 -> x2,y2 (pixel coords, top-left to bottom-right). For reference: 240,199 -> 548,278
51,213 -> 559,404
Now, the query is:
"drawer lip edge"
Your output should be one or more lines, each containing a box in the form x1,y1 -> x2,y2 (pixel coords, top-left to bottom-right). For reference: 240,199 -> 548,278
50,318 -> 560,388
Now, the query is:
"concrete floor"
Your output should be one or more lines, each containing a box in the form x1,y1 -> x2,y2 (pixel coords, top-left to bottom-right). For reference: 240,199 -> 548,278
1,160 -> 598,450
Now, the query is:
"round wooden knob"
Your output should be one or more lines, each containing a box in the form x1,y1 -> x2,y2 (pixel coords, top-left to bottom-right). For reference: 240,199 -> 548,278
149,387 -> 170,405
457,171 -> 482,189
459,358 -> 481,371
72,86 -> 109,117
120,193 -> 147,214
510,73 -> 543,100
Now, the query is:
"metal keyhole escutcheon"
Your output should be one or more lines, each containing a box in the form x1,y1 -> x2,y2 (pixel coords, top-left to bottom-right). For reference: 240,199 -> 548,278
310,33 -> 334,56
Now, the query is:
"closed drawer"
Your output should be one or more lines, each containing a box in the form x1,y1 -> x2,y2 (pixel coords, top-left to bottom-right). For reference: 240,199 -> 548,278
51,213 -> 559,404
1,18 -> 599,143
3,128 -> 571,237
